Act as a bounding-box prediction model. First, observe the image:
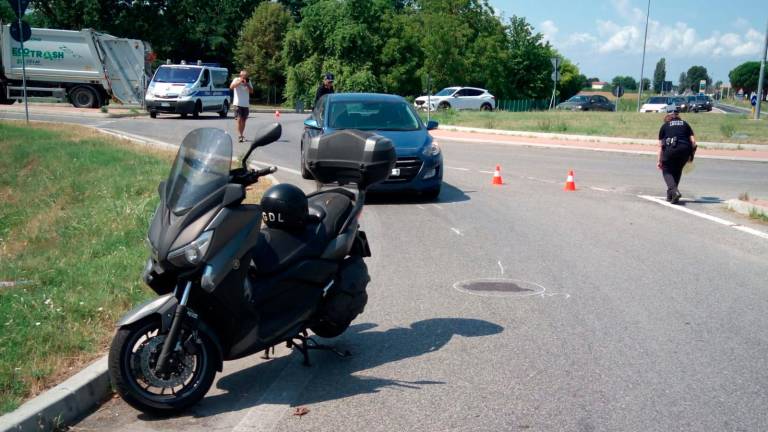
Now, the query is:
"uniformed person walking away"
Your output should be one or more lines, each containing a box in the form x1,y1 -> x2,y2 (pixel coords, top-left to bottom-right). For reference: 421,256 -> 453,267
314,73 -> 334,108
657,108 -> 697,204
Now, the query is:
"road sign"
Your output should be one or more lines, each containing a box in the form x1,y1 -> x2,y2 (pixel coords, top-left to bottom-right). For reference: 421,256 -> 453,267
752,95 -> 758,106
6,0 -> 30,17
612,85 -> 625,98
699,79 -> 706,94
550,57 -> 560,69
10,20 -> 31,43
551,71 -> 560,82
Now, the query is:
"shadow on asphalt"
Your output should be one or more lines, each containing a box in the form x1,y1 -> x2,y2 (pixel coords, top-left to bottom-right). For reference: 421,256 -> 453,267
364,182 -> 472,205
135,318 -> 502,420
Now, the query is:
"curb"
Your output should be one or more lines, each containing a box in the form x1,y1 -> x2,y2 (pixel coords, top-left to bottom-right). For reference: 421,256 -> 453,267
436,124 -> 767,151
726,199 -> 768,217
0,357 -> 109,432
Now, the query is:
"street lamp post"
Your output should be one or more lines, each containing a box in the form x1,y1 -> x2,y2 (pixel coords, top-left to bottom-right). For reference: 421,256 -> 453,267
637,0 -> 651,112
756,17 -> 768,120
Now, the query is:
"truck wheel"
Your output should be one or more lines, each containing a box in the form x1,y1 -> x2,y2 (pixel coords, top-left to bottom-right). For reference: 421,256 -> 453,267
70,86 -> 98,108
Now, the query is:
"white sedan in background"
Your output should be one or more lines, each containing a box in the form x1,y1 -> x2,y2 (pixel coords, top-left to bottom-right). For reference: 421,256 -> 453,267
640,96 -> 673,113
414,87 -> 496,111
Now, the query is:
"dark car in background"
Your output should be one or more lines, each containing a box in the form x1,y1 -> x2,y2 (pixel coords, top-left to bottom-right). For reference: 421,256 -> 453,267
301,93 -> 443,199
556,94 -> 615,111
687,95 -> 713,112
667,96 -> 690,113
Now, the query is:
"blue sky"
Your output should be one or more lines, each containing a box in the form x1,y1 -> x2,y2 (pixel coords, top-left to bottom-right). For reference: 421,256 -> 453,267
489,0 -> 766,84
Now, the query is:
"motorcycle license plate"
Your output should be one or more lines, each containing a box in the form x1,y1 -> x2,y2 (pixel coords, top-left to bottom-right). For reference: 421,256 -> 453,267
391,168 -> 400,176
161,102 -> 170,107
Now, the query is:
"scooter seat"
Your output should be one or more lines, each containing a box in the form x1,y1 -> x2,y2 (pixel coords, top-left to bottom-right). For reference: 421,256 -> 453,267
307,191 -> 353,237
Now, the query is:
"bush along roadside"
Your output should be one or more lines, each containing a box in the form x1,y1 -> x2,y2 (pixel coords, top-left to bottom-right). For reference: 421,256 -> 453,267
0,122 -> 171,414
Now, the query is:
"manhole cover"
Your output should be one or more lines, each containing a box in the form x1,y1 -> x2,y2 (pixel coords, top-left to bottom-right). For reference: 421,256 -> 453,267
453,278 -> 545,298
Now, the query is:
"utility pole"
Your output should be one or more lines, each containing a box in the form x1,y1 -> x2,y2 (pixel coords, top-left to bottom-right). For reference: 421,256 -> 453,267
756,17 -> 767,120
637,0 -> 651,112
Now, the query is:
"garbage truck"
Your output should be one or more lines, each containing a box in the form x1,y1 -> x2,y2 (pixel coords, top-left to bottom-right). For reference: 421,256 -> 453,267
0,24 -> 152,108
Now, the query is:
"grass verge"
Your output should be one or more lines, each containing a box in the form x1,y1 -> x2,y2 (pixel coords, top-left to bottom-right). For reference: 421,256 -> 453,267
0,121 -> 269,414
423,110 -> 767,144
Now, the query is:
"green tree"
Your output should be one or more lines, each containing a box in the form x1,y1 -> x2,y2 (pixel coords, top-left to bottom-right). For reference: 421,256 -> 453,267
557,58 -> 586,100
685,65 -> 711,92
611,76 -> 637,91
640,78 -> 651,92
236,2 -> 293,104
653,58 -> 666,93
1,2 -> 16,23
678,72 -> 688,91
729,61 -> 766,94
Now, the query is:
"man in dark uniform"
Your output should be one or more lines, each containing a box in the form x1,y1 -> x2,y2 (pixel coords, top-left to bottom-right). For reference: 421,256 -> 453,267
314,73 -> 334,107
657,108 -> 697,204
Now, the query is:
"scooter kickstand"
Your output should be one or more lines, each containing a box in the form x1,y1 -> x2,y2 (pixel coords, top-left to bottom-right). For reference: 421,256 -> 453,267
260,345 -> 275,360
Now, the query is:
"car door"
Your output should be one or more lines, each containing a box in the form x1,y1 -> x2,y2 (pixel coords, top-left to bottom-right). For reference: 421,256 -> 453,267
452,88 -> 472,110
302,96 -> 326,156
465,88 -> 485,109
199,69 -> 212,109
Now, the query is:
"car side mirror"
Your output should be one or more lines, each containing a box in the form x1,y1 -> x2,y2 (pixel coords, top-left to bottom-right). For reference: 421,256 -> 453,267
242,123 -> 282,168
304,118 -> 321,129
452,94 -> 459,98
426,120 -> 439,130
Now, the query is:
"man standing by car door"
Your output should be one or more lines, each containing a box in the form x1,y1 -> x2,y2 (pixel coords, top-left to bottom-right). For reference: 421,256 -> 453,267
314,73 -> 334,108
230,70 -> 252,143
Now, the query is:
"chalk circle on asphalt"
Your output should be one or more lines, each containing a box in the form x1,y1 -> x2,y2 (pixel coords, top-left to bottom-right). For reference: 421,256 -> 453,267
453,278 -> 547,298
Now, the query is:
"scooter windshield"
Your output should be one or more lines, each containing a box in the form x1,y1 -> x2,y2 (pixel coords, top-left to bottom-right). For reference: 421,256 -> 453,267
166,128 -> 233,214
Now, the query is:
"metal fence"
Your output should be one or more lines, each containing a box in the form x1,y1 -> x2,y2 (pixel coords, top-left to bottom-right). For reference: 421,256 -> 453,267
495,99 -> 550,112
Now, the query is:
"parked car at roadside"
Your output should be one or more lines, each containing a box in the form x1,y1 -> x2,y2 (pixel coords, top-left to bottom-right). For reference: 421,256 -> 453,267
687,95 -> 713,112
556,94 -> 615,111
414,87 -> 495,111
303,93 -> 443,200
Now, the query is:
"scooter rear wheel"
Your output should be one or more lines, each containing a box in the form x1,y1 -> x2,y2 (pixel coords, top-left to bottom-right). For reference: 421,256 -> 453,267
108,318 -> 217,414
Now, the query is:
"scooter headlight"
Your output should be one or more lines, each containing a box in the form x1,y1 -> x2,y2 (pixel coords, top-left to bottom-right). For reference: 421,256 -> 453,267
168,231 -> 212,265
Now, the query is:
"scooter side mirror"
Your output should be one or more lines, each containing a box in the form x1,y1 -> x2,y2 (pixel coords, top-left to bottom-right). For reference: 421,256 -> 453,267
242,123 -> 282,168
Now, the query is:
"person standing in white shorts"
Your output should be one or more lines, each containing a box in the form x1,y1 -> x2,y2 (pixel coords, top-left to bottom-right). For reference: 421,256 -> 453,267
230,70 -> 253,143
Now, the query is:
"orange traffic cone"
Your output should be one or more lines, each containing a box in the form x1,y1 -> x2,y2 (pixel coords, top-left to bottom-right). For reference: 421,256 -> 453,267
492,165 -> 503,185
275,110 -> 281,120
564,170 -> 576,191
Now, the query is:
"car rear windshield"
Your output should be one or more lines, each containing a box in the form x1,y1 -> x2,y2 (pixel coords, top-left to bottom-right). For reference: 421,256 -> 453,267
647,97 -> 668,104
435,88 -> 458,96
153,66 -> 202,84
328,101 -> 421,131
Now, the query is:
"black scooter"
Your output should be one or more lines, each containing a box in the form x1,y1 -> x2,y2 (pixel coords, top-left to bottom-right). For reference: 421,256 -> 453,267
108,124 -> 395,413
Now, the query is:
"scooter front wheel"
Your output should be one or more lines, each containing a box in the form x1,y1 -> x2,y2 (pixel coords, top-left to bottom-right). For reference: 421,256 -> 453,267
108,318 -> 217,414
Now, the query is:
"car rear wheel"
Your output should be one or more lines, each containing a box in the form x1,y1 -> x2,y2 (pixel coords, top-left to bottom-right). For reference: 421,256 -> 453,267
480,103 -> 492,111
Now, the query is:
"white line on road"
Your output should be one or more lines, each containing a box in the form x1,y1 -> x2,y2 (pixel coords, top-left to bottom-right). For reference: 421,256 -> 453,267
451,227 -> 463,236
589,186 -> 614,192
638,195 -> 768,240
416,205 -> 426,210
478,170 -> 494,174
432,204 -> 444,210
249,159 -> 302,176
446,166 -> 471,171
497,261 -> 504,275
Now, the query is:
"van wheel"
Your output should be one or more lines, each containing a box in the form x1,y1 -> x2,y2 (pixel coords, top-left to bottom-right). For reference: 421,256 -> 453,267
70,86 -> 98,108
193,101 -> 202,118
219,100 -> 229,118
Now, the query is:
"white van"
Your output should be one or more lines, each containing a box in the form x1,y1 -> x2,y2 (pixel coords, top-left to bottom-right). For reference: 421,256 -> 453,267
145,63 -> 230,118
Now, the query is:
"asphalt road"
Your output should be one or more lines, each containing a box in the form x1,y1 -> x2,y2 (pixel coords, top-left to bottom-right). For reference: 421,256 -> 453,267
3,110 -> 768,431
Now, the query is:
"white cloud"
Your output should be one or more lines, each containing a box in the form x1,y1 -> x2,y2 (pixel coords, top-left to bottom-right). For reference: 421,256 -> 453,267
539,20 -> 559,44
564,32 -> 598,47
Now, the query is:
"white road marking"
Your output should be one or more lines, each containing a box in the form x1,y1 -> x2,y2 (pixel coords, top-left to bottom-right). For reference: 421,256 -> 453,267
479,170 -> 494,174
638,195 -> 768,241
249,159 -> 302,176
416,205 -> 426,210
589,186 -> 614,192
432,204 -> 444,210
446,166 -> 471,171
451,227 -> 463,236
497,261 -> 504,275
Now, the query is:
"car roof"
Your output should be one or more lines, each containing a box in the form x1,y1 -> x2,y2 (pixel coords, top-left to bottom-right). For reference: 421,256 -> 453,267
327,93 -> 408,103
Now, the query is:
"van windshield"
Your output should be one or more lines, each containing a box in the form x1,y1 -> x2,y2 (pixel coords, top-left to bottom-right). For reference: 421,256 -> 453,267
153,66 -> 202,84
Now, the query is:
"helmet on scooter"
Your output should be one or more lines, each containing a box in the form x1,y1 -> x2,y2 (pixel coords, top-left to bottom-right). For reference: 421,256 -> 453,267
260,184 -> 308,230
